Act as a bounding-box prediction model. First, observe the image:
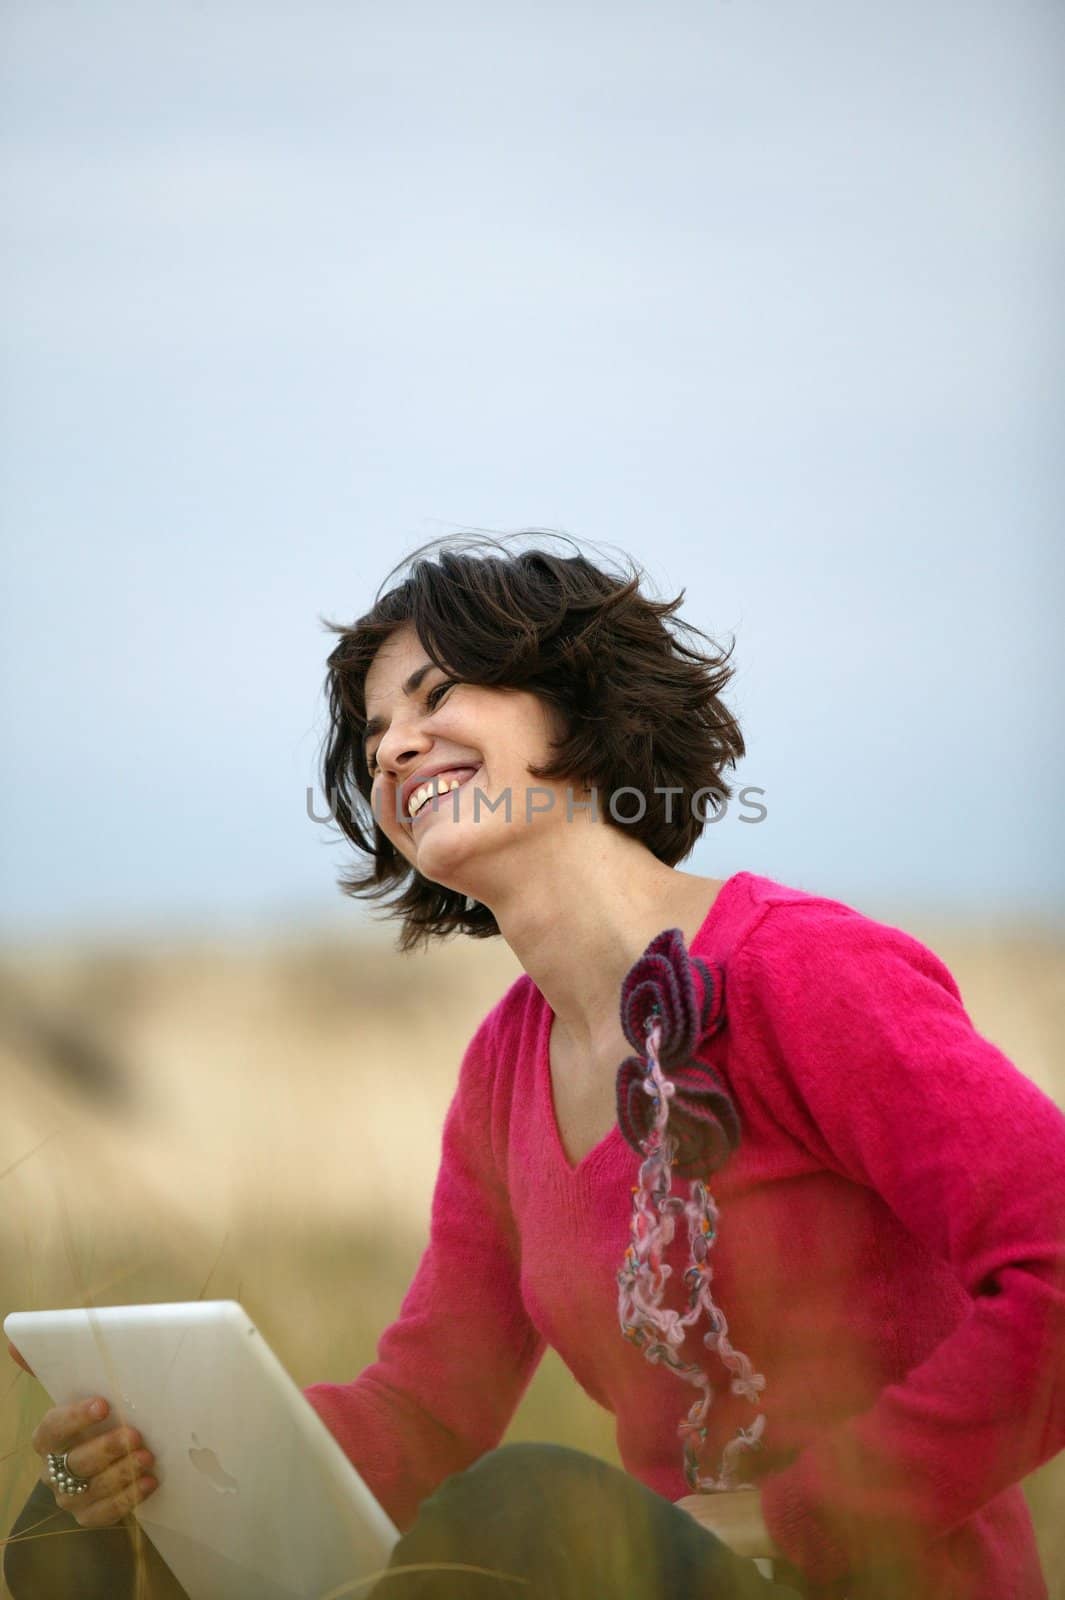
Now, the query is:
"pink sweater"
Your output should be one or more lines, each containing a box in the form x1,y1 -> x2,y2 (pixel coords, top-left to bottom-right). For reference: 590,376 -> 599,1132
304,870 -> 1065,1599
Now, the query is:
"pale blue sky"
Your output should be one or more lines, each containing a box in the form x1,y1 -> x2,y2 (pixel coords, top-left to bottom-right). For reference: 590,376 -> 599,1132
2,0 -> 1062,943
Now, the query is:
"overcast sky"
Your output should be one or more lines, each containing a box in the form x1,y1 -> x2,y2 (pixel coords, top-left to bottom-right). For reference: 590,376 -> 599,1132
2,0 -> 1062,945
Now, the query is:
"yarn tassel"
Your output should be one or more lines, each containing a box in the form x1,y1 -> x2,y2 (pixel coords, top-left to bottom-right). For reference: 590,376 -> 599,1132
616,1009 -> 767,1493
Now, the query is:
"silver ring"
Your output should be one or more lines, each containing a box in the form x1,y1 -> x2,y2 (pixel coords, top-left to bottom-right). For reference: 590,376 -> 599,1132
47,1449 -> 91,1496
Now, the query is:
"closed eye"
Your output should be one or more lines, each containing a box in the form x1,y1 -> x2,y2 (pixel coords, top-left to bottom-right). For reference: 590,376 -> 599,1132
426,680 -> 454,710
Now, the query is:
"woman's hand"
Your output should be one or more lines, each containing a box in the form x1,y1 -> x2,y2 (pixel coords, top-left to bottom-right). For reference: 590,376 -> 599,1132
10,1340 -> 160,1526
673,1487 -> 781,1561
29,1395 -> 159,1529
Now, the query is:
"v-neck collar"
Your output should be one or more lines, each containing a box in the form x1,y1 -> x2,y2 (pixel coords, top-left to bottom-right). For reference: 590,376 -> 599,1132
536,871 -> 748,1182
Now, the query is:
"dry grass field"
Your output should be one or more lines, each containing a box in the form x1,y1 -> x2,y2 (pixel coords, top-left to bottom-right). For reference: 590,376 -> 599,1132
1,910 -> 1063,1597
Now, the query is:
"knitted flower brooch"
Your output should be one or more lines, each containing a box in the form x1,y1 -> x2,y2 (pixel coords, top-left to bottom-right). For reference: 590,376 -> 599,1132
615,929 -> 737,1180
614,927 -> 767,1493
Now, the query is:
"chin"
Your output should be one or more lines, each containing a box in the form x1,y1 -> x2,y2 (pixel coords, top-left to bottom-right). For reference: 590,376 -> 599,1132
410,817 -> 499,899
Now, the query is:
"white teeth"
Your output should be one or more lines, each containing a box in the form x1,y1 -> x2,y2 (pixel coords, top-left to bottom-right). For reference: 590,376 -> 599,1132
408,786 -> 432,818
407,773 -> 471,819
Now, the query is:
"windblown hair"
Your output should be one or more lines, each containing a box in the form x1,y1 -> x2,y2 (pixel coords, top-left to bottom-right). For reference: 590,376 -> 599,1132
318,531 -> 745,951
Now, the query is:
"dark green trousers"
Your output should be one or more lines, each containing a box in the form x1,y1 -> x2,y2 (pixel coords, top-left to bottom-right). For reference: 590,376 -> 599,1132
5,1442 -> 809,1599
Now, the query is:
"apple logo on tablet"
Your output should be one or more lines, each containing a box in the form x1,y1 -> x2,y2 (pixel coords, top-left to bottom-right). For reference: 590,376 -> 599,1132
188,1433 -> 239,1494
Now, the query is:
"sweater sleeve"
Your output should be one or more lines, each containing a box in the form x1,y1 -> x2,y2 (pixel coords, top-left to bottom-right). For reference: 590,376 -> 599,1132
302,1007 -> 547,1533
732,903 -> 1065,1586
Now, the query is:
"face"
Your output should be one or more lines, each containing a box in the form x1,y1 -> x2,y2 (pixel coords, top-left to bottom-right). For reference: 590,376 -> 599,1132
362,622 -> 575,899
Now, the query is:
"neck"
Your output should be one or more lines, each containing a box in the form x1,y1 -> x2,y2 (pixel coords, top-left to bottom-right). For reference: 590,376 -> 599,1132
470,823 -> 725,1049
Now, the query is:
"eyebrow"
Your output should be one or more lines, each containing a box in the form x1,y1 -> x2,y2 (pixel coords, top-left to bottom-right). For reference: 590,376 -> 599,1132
362,662 -> 437,752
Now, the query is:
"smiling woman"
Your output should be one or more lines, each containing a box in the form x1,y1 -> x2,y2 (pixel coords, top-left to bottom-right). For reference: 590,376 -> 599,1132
318,531 -> 746,951
300,532 -> 1063,1599
358,617 -> 568,892
7,530 -> 1065,1600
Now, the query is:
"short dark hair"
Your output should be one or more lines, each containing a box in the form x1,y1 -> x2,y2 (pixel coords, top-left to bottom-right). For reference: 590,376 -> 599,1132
318,531 -> 745,951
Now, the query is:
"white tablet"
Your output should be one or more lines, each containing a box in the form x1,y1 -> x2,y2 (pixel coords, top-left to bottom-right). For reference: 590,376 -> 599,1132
4,1300 -> 400,1600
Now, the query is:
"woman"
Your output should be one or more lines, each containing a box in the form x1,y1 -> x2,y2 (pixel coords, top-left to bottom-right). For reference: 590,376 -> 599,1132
6,535 -> 1065,1600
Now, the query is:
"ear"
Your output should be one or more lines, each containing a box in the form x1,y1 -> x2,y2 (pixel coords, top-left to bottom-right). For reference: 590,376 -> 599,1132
7,1341 -> 34,1377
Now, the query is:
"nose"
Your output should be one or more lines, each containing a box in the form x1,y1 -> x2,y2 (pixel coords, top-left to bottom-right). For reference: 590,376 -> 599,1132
373,715 -> 434,780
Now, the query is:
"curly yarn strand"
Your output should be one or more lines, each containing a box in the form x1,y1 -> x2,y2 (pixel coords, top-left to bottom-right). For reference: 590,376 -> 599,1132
616,1010 -> 767,1493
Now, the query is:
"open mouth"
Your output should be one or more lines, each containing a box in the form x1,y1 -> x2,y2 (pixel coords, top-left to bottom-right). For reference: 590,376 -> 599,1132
406,766 -> 483,827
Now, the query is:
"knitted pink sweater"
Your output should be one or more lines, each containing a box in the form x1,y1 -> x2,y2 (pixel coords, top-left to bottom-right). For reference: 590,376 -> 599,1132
304,871 -> 1065,1599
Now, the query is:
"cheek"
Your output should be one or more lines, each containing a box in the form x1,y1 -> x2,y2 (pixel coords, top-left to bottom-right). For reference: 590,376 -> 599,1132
372,781 -> 408,845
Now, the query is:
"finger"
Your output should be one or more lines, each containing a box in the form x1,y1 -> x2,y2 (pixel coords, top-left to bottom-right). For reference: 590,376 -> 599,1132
65,1424 -> 145,1482
74,1447 -> 155,1510
7,1341 -> 34,1376
72,1471 -> 158,1530
31,1396 -> 108,1454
